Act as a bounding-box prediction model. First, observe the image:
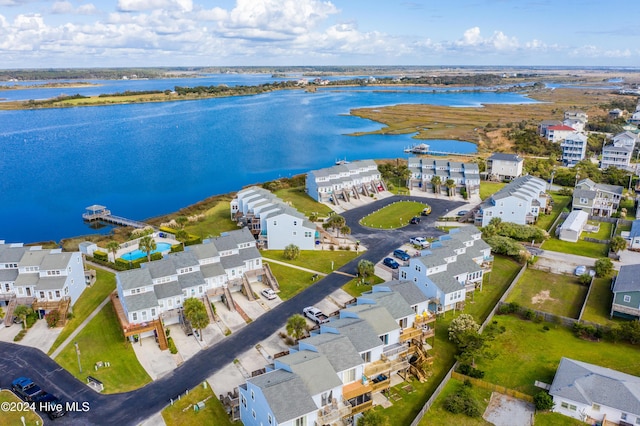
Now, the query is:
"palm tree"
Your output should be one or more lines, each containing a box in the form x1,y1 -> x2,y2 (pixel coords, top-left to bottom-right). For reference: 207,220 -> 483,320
283,244 -> 300,260
13,305 -> 33,330
431,176 -> 442,195
610,236 -> 627,254
106,241 -> 120,262
445,179 -> 456,197
357,259 -> 375,284
183,298 -> 209,341
326,215 -> 346,237
286,314 -> 308,341
138,235 -> 156,262
176,216 -> 188,229
175,229 -> 189,250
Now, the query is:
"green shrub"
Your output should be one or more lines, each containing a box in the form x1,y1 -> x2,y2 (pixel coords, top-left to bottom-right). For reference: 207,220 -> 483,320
457,363 -> 485,379
26,312 -> 38,328
534,391 -> 555,411
170,244 -> 183,253
167,337 -> 178,354
497,302 -> 520,315
13,329 -> 27,341
443,385 -> 481,417
46,309 -> 61,327
93,250 -> 108,261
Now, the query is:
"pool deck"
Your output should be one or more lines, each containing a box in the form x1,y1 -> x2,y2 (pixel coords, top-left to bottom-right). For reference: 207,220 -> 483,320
113,236 -> 178,262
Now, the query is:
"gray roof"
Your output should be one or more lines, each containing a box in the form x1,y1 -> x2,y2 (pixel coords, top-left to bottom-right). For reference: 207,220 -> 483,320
613,264 -> 640,293
123,291 -> 159,312
604,144 -> 634,153
170,251 -> 199,270
177,271 -> 205,290
0,244 -> 27,263
428,272 -> 465,294
34,276 -> 67,291
210,234 -> 237,252
249,369 -> 317,424
145,258 -> 176,280
550,357 -> 640,416
0,269 -> 18,282
302,334 -> 364,373
117,268 -> 153,291
358,291 -> 414,320
200,262 -> 226,279
382,280 -> 429,306
488,153 -> 522,162
14,273 -> 38,287
153,281 -> 183,300
188,242 -> 219,261
323,317 -> 383,353
278,350 -> 343,396
344,305 -> 399,336
573,189 -> 597,201
40,252 -> 74,270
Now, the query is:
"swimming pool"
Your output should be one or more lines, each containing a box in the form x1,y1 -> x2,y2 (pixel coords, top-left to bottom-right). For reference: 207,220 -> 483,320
121,242 -> 172,261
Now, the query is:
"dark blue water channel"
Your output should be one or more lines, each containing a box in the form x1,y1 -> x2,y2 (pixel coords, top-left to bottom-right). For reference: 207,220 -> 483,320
0,79 -> 539,243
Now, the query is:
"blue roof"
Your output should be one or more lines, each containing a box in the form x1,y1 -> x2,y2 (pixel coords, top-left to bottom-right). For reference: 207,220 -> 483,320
630,220 -> 640,238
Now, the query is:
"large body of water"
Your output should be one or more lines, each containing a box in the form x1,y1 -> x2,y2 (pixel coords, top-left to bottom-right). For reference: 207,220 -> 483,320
0,75 -> 540,243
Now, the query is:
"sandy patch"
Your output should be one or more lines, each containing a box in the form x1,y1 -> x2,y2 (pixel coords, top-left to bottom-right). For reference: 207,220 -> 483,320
483,392 -> 534,426
531,290 -> 556,305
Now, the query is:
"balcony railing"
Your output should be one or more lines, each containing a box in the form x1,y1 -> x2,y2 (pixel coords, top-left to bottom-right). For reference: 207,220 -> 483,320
350,399 -> 373,416
414,312 -> 436,326
399,327 -> 422,342
317,400 -> 352,425
364,360 -> 391,378
343,381 -> 372,400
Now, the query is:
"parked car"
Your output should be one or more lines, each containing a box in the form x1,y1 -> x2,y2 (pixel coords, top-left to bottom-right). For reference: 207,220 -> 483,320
393,249 -> 411,261
303,306 -> 329,324
409,216 -> 421,224
383,257 -> 400,269
410,237 -> 430,248
261,288 -> 277,300
421,205 -> 432,216
34,392 -> 66,419
11,377 -> 43,402
574,265 -> 587,276
457,210 -> 469,216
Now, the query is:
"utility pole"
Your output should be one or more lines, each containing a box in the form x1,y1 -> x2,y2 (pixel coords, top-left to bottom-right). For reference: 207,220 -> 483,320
75,342 -> 82,373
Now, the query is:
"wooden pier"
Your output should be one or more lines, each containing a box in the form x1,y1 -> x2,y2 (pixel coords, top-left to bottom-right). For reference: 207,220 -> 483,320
82,205 -> 148,229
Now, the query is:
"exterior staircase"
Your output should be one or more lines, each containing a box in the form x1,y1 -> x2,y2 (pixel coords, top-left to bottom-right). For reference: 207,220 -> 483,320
242,274 -> 255,301
3,296 -> 17,327
262,264 -> 280,291
223,286 -> 236,312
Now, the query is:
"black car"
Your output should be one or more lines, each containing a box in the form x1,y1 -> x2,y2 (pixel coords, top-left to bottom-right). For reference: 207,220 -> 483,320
383,257 -> 400,269
409,216 -> 421,224
34,392 -> 66,419
11,377 -> 43,402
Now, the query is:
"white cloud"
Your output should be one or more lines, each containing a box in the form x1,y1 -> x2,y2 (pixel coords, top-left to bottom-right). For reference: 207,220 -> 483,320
570,45 -> 634,58
117,0 -> 192,13
51,1 -> 98,15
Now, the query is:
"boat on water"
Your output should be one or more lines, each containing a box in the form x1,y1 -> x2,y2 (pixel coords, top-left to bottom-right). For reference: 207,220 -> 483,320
404,143 -> 430,154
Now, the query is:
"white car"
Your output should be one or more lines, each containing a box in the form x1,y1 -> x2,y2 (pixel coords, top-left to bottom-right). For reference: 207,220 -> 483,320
574,265 -> 587,276
410,237 -> 430,248
261,288 -> 277,300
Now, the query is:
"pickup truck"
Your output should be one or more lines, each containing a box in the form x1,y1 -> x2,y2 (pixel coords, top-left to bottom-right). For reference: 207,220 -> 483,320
303,306 -> 329,325
11,377 -> 43,402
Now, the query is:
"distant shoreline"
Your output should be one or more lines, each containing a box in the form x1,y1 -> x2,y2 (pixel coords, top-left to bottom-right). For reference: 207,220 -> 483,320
0,82 -> 100,91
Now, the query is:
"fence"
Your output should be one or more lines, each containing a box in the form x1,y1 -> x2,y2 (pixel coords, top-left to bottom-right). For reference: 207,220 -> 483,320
450,372 -> 534,403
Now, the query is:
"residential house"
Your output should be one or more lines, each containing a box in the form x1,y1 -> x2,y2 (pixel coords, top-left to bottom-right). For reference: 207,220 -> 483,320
609,108 -> 625,120
538,120 -> 563,138
115,228 -> 263,338
626,220 -> 640,249
546,124 -> 576,143
572,178 -> 623,217
231,187 -> 318,250
550,357 -> 640,424
612,131 -> 638,148
485,153 -> 524,181
560,132 -> 588,166
475,175 -> 548,227
601,144 -> 633,170
0,242 -> 86,316
564,110 -> 588,123
557,210 -> 589,243
610,264 -> 640,319
630,110 -> 640,126
305,160 -> 385,204
407,157 -> 480,194
398,226 -> 493,313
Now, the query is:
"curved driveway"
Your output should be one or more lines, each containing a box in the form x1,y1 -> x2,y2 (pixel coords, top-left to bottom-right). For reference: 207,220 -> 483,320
0,196 -> 464,426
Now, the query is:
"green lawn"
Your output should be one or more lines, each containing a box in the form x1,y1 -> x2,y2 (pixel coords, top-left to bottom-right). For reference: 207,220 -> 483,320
48,267 -> 116,355
616,221 -> 632,236
378,256 -> 522,425
264,261 -> 316,300
274,187 -> 334,217
262,250 -> 360,275
541,236 -> 608,258
506,269 -> 588,319
620,197 -> 636,217
341,275 -> 385,298
360,201 -> 430,229
479,182 -> 506,201
162,381 -> 240,426
581,277 -> 623,326
184,201 -> 237,240
584,220 -> 613,240
534,412 -> 585,426
536,193 -> 571,231
54,302 -> 151,393
475,314 -> 640,396
0,390 -> 43,425
419,378 -> 492,426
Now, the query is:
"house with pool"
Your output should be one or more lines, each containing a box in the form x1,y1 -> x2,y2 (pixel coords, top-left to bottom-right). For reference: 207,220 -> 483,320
0,241 -> 87,326
231,186 -> 319,250
113,228 -> 272,345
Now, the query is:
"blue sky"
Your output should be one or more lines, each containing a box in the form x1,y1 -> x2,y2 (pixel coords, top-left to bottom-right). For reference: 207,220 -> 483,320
0,0 -> 638,68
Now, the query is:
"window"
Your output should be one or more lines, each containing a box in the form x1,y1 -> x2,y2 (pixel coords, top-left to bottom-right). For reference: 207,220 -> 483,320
568,404 -> 577,411
252,409 -> 256,419
142,311 -> 147,320
294,417 -> 306,426
273,220 -> 277,226
293,220 -> 297,226
380,334 -> 389,345
344,368 -> 356,383
251,390 -> 255,401
151,308 -> 156,317
561,402 -> 568,409
39,291 -> 45,298
621,413 -> 628,421
241,395 -> 246,408
624,295 -> 632,303
592,403 -> 600,411
55,290 -> 60,298
132,312 -> 138,321
361,351 -> 371,363
268,414 -> 273,424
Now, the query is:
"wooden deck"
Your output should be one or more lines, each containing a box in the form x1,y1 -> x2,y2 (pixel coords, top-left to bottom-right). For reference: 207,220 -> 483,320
110,291 -> 167,350
82,205 -> 148,229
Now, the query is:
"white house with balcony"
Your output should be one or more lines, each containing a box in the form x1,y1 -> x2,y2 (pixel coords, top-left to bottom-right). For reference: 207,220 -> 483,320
546,124 -> 577,142
612,131 -> 638,148
475,175 -> 548,227
398,227 -> 493,313
572,179 -> 623,218
550,357 -> 640,425
407,158 -> 480,194
601,143 -> 633,170
560,132 -> 588,166
305,160 -> 385,203
231,187 -> 318,250
115,228 -> 262,332
486,153 -> 524,181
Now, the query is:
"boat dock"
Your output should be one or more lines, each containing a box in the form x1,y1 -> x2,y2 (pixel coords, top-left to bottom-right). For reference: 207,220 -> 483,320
82,205 -> 148,229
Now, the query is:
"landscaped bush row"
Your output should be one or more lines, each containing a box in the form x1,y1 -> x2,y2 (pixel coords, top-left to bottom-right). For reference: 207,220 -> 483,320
497,302 -> 546,323
88,256 -> 132,271
167,337 -> 178,354
93,250 -> 108,261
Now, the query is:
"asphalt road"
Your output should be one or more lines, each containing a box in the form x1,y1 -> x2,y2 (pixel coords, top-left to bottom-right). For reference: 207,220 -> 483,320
0,196 -> 464,425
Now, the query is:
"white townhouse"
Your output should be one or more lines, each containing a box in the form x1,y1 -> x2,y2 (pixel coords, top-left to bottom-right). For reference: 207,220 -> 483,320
550,357 -> 640,425
561,132 -> 588,166
486,153 -> 524,181
305,160 -> 385,204
0,241 -> 86,310
546,124 -> 577,143
115,228 -> 262,331
407,158 -> 480,194
475,175 -> 548,227
601,143 -> 634,170
399,227 -> 493,313
240,282 -> 435,426
231,187 -> 318,250
612,131 -> 639,148
572,178 -> 623,218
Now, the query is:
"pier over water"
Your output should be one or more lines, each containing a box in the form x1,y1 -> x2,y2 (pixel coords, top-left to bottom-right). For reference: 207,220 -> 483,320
82,205 -> 148,229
